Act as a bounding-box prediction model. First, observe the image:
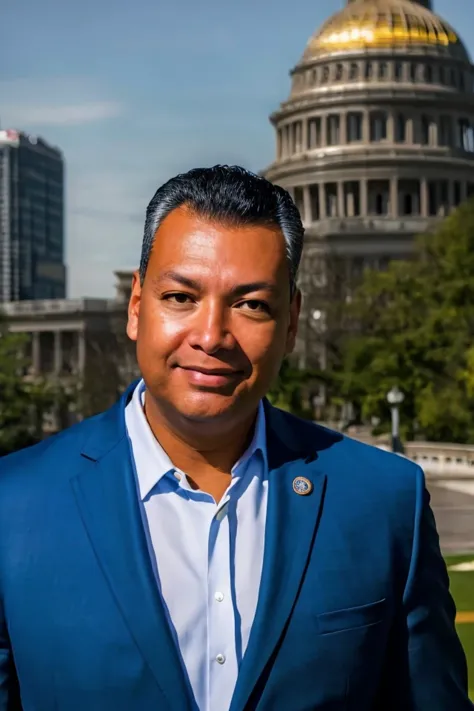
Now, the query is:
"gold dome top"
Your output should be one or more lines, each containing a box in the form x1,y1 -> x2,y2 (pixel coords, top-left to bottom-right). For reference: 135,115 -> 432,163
302,0 -> 467,62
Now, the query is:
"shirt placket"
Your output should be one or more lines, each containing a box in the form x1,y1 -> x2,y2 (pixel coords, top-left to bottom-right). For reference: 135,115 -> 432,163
207,495 -> 238,711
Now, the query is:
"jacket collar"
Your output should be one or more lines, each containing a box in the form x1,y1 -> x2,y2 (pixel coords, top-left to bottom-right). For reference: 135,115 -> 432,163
80,380 -> 340,467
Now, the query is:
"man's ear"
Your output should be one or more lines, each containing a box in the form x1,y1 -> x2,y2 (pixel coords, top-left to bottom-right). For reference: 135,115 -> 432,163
126,271 -> 142,342
285,288 -> 302,356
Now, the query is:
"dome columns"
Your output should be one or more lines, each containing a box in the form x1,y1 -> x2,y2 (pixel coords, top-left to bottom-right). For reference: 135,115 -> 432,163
285,175 -> 474,225
274,109 -> 474,160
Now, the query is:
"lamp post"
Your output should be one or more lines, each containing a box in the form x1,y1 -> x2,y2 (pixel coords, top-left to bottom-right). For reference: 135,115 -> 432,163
386,386 -> 405,454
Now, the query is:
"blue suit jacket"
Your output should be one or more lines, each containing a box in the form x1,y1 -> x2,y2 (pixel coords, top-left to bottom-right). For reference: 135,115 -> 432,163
0,384 -> 471,710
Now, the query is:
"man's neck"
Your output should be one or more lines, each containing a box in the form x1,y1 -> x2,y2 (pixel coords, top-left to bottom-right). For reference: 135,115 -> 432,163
142,392 -> 258,500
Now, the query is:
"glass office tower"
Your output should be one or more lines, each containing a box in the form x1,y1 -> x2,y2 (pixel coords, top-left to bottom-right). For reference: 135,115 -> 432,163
0,129 -> 66,302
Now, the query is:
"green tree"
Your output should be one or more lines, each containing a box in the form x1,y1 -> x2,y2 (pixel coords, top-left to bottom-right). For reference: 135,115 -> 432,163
267,359 -> 316,419
78,311 -> 139,419
339,198 -> 474,443
0,321 -> 57,456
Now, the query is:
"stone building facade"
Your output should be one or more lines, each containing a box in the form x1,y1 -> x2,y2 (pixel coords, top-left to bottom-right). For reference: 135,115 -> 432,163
263,0 -> 474,369
2,271 -> 137,431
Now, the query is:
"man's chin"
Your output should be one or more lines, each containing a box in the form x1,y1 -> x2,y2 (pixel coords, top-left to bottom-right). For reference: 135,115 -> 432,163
146,383 -> 256,428
176,391 -> 239,422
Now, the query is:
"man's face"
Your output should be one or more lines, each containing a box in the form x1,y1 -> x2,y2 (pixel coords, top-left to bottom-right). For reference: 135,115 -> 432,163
127,206 -> 300,428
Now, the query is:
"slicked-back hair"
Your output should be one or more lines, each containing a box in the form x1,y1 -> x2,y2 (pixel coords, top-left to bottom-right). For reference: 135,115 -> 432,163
139,165 -> 304,297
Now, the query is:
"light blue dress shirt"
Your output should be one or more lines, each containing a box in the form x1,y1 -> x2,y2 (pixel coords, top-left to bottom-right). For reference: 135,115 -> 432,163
124,380 -> 268,711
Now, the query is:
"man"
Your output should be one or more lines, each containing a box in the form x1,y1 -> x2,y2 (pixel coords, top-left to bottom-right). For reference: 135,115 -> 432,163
0,166 -> 471,711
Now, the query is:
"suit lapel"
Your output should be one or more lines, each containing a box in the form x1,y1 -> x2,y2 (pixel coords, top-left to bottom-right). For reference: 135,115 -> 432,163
70,385 -> 193,711
230,404 -> 333,711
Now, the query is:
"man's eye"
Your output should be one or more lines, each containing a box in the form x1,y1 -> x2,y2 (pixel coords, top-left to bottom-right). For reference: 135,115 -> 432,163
164,293 -> 192,304
238,300 -> 269,313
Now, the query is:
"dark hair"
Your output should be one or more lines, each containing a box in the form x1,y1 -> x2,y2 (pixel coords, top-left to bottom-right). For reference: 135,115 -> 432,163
139,165 -> 304,294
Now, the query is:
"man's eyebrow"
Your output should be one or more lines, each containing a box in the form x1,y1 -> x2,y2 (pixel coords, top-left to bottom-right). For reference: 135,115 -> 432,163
155,271 -> 201,291
153,272 -> 280,297
230,281 -> 280,298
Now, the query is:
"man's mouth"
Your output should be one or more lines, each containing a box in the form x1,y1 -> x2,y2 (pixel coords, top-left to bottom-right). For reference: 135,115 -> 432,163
181,366 -> 240,376
177,365 -> 243,387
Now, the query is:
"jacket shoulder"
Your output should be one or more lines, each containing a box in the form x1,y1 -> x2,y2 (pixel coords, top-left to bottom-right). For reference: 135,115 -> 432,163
271,408 -> 424,554
0,409 -> 111,488
271,406 -> 423,489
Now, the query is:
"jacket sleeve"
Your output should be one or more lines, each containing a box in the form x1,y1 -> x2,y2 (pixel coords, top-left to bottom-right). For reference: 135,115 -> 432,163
401,465 -> 473,709
0,597 -> 22,711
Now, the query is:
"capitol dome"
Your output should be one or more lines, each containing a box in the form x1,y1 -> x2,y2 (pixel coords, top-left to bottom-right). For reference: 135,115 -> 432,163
302,0 -> 468,63
263,0 -> 474,370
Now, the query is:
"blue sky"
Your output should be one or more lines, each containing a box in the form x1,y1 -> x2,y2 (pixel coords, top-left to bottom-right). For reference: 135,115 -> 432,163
1,0 -> 472,297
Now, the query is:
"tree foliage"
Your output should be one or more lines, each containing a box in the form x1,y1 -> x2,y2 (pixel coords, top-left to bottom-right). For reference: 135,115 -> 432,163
339,198 -> 474,442
79,312 -> 139,418
0,321 -> 59,456
267,359 -> 316,419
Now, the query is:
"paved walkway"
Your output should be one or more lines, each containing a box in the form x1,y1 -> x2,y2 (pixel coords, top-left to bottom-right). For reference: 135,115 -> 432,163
428,481 -> 474,554
424,482 -> 474,626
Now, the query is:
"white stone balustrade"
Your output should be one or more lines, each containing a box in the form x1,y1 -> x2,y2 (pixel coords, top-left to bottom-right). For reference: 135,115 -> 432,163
401,441 -> 474,480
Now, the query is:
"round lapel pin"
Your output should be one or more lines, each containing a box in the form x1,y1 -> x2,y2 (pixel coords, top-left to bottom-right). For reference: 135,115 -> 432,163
293,476 -> 313,496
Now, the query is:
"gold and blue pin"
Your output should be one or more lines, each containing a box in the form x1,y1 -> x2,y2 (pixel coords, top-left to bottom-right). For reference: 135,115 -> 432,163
293,476 -> 313,496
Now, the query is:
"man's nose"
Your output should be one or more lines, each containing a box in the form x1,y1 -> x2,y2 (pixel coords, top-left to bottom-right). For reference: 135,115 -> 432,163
187,301 -> 235,354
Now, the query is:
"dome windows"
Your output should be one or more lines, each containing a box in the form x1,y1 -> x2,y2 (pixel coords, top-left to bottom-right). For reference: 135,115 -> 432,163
327,115 -> 341,145
349,62 -> 360,80
325,184 -> 339,218
370,111 -> 388,141
378,62 -> 389,80
458,119 -> 474,152
344,182 -> 361,216
423,64 -> 433,83
439,116 -> 453,146
368,181 -> 390,216
308,118 -> 322,149
309,185 -> 321,221
394,61 -> 404,81
291,57 -> 468,97
419,115 -> 432,144
399,180 -> 421,216
395,114 -> 407,142
347,112 -> 363,142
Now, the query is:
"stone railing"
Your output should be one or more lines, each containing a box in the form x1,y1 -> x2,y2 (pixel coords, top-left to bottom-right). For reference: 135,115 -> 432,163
366,439 -> 474,480
2,298 -> 122,317
401,441 -> 474,480
317,423 -> 474,479
325,424 -> 474,479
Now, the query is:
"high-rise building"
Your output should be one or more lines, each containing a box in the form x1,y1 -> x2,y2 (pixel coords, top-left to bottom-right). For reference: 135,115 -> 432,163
263,0 -> 474,368
0,129 -> 66,302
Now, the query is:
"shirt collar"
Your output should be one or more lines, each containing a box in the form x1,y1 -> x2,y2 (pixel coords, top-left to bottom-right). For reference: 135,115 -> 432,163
125,378 -> 268,501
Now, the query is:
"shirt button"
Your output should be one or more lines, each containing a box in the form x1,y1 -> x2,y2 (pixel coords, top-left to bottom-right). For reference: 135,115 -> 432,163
214,591 -> 224,602
215,654 -> 226,665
